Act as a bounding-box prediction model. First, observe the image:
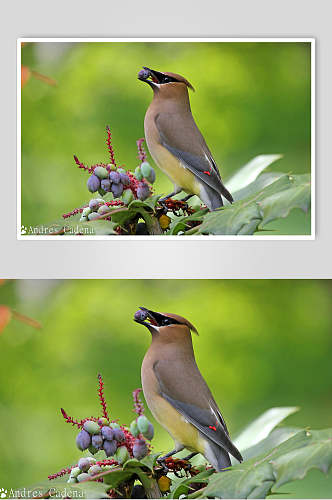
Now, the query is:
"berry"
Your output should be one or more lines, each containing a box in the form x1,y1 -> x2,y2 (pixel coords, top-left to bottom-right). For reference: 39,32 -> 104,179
89,199 -> 100,211
135,166 -> 143,181
137,182 -> 150,201
130,420 -> 139,437
113,428 -> 125,442
159,214 -> 171,230
143,423 -> 154,440
137,415 -> 150,434
88,212 -> 100,221
78,457 -> 91,472
98,417 -> 109,426
115,445 -> 130,464
79,216 -> 88,222
134,310 -> 148,322
138,69 -> 150,80
111,183 -> 124,198
82,207 -> 92,217
98,204 -> 111,215
67,477 -> 77,484
122,189 -> 134,205
132,439 -> 148,460
76,429 -> 91,451
92,434 -> 103,449
94,166 -> 109,179
103,439 -> 117,457
109,422 -> 120,429
146,168 -> 156,183
87,175 -> 100,193
83,420 -> 101,435
140,162 -> 152,179
70,467 -> 81,478
120,173 -> 130,186
88,464 -> 103,476
77,472 -> 90,483
101,426 -> 114,441
109,171 -> 121,184
101,179 -> 111,192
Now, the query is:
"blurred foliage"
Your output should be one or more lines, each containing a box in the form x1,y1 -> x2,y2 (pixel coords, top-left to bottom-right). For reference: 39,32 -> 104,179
0,279 -> 331,497
21,42 -> 311,234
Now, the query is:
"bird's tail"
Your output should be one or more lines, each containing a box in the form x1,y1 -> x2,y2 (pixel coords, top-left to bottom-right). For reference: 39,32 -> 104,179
202,184 -> 234,211
204,440 -> 232,471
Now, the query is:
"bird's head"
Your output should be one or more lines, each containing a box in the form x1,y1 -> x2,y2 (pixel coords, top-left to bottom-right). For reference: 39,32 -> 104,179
138,67 -> 194,99
134,306 -> 198,341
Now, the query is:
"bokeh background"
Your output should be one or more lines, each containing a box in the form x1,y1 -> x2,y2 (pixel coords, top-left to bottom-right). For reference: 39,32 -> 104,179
21,41 -> 311,234
0,279 -> 331,496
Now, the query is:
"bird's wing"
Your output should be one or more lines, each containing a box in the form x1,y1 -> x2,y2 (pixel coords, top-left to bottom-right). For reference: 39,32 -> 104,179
153,359 -> 242,462
155,112 -> 233,203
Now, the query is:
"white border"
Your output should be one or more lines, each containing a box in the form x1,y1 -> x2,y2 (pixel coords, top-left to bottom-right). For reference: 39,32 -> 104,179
17,37 -> 315,241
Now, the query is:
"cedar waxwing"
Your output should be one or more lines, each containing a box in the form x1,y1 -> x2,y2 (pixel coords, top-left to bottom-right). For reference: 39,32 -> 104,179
138,67 -> 233,211
134,307 -> 243,471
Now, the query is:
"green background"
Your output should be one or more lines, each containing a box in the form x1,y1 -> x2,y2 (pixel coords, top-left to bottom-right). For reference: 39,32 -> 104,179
0,279 -> 331,496
21,41 -> 311,234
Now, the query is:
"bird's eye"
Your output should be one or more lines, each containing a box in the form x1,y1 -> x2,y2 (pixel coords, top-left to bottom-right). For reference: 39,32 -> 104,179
163,76 -> 170,83
162,318 -> 171,325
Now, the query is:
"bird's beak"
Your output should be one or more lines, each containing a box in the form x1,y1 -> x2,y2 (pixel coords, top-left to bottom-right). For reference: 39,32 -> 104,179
134,306 -> 162,332
138,67 -> 164,87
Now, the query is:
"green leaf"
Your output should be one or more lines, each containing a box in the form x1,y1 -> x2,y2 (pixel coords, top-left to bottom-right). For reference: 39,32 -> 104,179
195,174 -> 311,235
102,467 -> 136,487
226,155 -> 283,193
233,173 -> 284,202
242,427 -> 301,461
197,429 -> 332,499
234,407 -> 299,452
168,209 -> 208,235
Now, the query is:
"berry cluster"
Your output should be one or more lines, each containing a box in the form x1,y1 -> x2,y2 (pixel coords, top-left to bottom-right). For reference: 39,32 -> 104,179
49,375 -> 155,485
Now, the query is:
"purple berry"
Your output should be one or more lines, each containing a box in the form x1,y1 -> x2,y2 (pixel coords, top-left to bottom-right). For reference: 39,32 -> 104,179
76,429 -> 91,451
101,426 -> 114,441
103,439 -> 117,457
120,173 -> 130,186
78,457 -> 90,472
101,179 -> 111,192
133,439 -> 148,459
92,434 -> 103,449
87,175 -> 101,193
137,182 -> 150,201
111,183 -> 124,198
89,199 -> 100,211
109,171 -> 121,184
138,69 -> 150,80
134,310 -> 148,322
113,428 -> 125,442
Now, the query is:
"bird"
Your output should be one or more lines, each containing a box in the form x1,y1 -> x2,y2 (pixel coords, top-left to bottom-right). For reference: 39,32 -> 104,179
138,67 -> 233,211
134,306 -> 243,471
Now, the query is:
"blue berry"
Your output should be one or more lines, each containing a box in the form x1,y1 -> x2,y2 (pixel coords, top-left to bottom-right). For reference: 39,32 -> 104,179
89,199 -> 100,211
78,457 -> 90,472
111,183 -> 124,198
133,439 -> 148,460
137,182 -> 150,201
83,420 -> 101,435
134,310 -> 148,322
137,415 -> 150,434
76,430 -> 91,451
92,434 -> 103,449
113,428 -> 125,442
87,175 -> 100,193
120,173 -> 130,186
88,465 -> 102,476
109,171 -> 121,184
101,426 -> 114,441
143,422 -> 154,440
101,179 -> 111,192
103,439 -> 117,457
77,472 -> 90,483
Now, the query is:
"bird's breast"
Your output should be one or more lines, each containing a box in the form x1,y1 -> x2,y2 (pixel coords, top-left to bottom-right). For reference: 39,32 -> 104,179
144,113 -> 201,195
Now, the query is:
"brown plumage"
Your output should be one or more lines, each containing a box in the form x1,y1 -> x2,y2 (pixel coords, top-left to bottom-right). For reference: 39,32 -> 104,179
134,307 -> 242,471
138,67 -> 233,210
